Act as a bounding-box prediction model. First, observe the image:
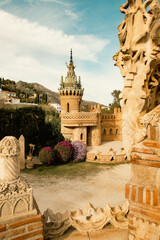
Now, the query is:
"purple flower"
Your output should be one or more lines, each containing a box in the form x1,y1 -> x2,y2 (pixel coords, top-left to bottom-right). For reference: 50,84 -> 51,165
72,141 -> 87,163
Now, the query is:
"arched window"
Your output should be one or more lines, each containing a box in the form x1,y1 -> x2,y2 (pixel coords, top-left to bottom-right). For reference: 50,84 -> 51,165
80,133 -> 83,140
103,129 -> 106,135
110,128 -> 112,135
116,128 -> 118,135
67,103 -> 70,113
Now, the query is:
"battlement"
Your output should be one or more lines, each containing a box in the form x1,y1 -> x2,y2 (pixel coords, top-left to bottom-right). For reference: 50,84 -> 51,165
102,114 -> 115,119
102,108 -> 122,120
89,104 -> 101,112
114,107 -> 121,114
59,88 -> 83,96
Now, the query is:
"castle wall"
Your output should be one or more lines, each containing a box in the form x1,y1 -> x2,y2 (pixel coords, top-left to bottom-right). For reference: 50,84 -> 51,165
61,125 -> 87,144
101,108 -> 122,142
61,107 -> 122,146
87,126 -> 101,146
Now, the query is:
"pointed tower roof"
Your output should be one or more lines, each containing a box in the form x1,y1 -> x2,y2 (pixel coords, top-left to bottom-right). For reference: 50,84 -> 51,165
65,49 -> 76,81
59,49 -> 84,96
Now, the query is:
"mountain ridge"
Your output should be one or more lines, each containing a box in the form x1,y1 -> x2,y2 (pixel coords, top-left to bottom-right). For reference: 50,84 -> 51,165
16,80 -> 105,107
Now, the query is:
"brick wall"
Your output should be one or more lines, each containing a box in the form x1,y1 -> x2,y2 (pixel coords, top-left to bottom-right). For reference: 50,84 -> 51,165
0,199 -> 44,240
126,141 -> 160,239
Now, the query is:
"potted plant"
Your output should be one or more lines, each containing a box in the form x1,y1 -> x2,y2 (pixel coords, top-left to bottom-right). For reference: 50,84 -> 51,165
26,143 -> 35,169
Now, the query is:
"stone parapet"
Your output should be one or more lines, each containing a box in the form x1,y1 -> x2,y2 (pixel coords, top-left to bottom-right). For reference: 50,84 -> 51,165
43,201 -> 129,239
61,112 -> 98,127
86,152 -> 127,163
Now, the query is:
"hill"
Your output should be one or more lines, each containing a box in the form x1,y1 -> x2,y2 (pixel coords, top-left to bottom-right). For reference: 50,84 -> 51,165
16,81 -> 103,107
0,78 -> 105,107
16,81 -> 60,104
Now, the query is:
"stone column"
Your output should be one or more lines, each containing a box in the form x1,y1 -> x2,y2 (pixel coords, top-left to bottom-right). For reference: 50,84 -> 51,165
114,1 -> 160,239
0,136 -> 36,220
0,136 -> 44,239
0,136 -> 20,181
19,134 -> 25,169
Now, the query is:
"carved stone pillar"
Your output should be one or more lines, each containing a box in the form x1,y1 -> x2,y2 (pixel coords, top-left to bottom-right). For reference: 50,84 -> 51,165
0,136 -> 44,239
114,0 -> 160,157
0,136 -> 36,221
114,1 -> 160,239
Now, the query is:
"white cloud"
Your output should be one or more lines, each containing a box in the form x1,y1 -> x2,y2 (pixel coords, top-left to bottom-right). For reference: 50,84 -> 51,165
0,10 -> 108,62
26,0 -> 69,6
42,0 -> 68,5
0,10 -> 111,104
0,0 -> 11,7
65,9 -> 78,20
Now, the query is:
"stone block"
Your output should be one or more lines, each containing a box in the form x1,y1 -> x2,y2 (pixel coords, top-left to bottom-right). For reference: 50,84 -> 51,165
125,183 -> 130,199
19,135 -> 25,170
9,214 -> 42,229
138,187 -> 144,204
146,189 -> 151,205
131,185 -> 136,201
11,229 -> 43,240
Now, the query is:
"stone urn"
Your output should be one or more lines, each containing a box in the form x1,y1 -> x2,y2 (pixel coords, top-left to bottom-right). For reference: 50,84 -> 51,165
26,155 -> 33,169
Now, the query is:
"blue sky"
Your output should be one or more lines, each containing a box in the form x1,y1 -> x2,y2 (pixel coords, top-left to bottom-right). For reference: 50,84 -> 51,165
0,0 -> 124,105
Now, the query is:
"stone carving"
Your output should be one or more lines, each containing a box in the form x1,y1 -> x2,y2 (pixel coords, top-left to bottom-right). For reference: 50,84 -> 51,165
114,0 -> 160,157
0,136 -> 36,222
129,216 -> 160,240
0,136 -> 20,181
43,201 -> 129,238
140,104 -> 160,127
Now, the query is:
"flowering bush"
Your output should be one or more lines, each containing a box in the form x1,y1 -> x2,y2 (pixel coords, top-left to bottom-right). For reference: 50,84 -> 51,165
53,141 -> 74,164
39,147 -> 54,165
72,141 -> 87,163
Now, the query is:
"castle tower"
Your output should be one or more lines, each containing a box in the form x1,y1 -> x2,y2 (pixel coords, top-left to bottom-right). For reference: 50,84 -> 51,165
59,49 -> 84,113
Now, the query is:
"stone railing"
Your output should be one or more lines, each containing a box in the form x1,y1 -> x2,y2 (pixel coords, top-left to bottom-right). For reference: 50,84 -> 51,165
43,201 -> 129,239
61,112 -> 98,126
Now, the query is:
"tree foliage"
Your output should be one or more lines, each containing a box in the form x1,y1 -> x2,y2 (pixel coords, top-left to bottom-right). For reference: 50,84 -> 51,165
103,90 -> 121,114
0,106 -> 63,155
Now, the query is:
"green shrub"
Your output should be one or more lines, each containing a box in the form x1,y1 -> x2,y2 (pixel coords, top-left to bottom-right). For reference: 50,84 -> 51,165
53,141 -> 74,164
0,106 -> 62,155
39,147 -> 54,165
65,138 -> 72,143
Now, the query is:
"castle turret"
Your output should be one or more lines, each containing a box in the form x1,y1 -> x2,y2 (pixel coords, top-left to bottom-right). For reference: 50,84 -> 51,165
59,49 -> 84,113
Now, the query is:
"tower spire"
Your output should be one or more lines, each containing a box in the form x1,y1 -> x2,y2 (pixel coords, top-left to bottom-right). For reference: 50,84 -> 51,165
70,49 -> 73,63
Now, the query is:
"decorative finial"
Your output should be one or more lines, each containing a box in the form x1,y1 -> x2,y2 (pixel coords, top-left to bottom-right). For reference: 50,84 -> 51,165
70,49 -> 73,62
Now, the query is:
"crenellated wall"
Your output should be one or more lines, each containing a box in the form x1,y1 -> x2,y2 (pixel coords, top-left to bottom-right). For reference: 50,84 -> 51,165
101,108 -> 122,142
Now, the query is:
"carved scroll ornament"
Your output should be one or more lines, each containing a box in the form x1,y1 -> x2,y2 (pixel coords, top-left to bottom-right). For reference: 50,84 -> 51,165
114,0 -> 160,156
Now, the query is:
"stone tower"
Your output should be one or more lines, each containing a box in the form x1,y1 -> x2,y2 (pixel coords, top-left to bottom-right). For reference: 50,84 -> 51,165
59,49 -> 84,113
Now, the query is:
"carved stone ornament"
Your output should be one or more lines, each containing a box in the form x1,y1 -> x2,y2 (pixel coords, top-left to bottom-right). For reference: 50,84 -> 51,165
140,104 -> 160,127
0,136 -> 36,221
0,136 -> 20,181
43,201 -> 129,238
129,216 -> 160,240
114,0 -> 160,157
